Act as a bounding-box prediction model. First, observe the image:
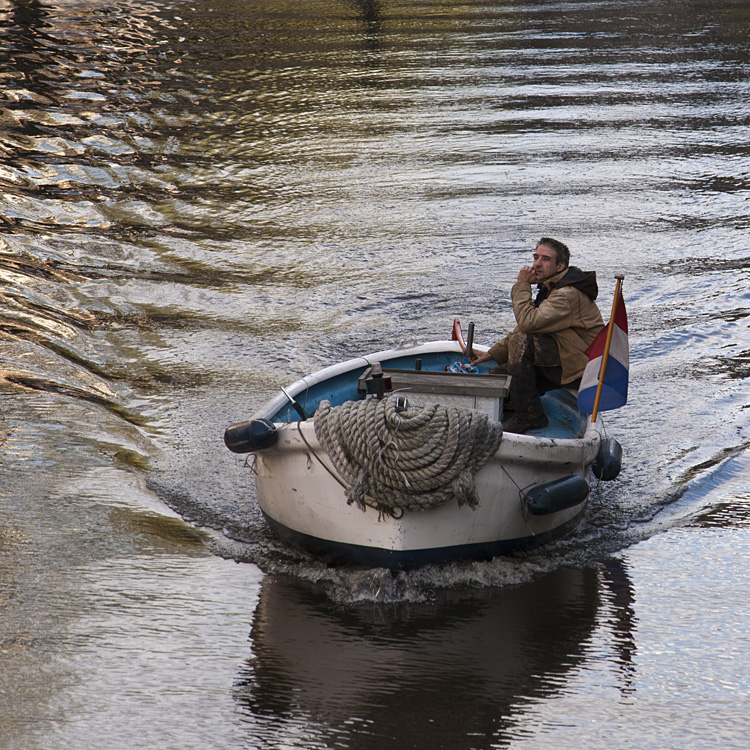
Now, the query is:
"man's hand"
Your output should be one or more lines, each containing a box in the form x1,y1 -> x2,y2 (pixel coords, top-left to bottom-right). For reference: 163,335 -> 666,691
517,266 -> 537,284
470,350 -> 493,366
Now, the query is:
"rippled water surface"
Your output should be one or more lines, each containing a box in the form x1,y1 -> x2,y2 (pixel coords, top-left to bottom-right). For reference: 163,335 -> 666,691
1,0 -> 749,748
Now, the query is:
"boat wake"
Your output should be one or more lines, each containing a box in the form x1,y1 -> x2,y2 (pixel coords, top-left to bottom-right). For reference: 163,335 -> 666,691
149,435 -> 750,604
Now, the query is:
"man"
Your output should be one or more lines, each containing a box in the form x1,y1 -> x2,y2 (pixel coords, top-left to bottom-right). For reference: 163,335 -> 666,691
471,238 -> 603,434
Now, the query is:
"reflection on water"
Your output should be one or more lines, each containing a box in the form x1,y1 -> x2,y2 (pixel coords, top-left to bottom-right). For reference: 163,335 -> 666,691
235,564 -> 636,749
2,0 -> 750,747
0,403 -> 262,749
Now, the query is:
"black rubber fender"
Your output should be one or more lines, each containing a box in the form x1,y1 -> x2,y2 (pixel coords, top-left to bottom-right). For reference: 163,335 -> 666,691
592,438 -> 623,481
224,419 -> 278,453
524,475 -> 590,516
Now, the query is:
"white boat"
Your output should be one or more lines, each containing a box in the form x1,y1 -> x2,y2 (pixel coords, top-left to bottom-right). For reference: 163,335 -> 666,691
224,334 -> 622,570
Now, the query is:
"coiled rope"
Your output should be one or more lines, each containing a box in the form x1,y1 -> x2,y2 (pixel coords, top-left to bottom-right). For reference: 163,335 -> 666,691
313,395 -> 503,515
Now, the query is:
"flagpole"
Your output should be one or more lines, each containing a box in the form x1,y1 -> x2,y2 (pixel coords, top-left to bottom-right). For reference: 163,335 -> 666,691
591,275 -> 625,424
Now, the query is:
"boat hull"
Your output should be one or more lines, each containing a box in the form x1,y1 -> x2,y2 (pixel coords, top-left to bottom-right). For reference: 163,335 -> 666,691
261,506 -> 587,569
230,340 -> 609,570
253,417 -> 599,570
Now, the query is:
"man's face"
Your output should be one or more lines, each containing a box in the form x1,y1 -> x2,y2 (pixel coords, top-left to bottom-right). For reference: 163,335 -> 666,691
532,245 -> 565,282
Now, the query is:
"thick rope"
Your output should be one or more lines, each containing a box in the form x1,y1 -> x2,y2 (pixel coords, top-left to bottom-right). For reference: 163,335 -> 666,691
313,395 -> 503,515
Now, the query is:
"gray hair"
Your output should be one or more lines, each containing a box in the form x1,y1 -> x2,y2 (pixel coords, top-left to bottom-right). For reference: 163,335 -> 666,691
538,237 -> 570,268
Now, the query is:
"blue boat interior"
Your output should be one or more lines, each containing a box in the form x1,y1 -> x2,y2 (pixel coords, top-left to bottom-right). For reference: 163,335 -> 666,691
268,350 -> 588,439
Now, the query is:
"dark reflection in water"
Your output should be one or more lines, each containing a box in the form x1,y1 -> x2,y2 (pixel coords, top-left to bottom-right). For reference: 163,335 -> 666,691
235,564 -> 636,748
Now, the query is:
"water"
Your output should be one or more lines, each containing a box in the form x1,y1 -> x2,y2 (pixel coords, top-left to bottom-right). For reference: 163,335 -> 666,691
1,0 -> 749,747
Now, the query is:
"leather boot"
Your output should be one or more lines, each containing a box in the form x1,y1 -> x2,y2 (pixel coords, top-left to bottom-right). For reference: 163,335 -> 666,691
502,410 -> 549,434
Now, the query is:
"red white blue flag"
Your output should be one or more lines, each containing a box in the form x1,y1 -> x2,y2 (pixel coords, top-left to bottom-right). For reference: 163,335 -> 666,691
577,292 -> 629,414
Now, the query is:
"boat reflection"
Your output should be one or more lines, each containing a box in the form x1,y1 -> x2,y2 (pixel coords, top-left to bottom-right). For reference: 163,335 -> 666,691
235,563 -> 635,749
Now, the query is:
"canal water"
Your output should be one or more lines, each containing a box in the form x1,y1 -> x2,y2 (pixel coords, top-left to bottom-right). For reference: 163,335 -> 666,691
1,0 -> 749,747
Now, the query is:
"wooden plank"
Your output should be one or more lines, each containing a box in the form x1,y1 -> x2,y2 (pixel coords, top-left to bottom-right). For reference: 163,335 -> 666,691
381,368 -> 510,398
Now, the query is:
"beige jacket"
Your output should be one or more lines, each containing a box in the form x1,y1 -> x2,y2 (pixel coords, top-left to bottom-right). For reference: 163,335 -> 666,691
488,267 -> 604,384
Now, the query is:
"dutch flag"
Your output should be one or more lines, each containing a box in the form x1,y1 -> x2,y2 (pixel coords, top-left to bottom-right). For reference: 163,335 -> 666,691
577,291 -> 629,414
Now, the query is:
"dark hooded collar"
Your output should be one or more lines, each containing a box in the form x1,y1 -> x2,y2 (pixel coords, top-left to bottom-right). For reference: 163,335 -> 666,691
534,266 -> 599,306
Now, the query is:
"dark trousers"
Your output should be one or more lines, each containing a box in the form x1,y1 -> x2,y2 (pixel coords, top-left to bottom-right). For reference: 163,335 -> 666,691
498,333 -> 572,418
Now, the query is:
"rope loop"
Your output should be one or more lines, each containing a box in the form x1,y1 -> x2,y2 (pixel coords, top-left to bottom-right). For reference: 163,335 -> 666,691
313,395 -> 503,515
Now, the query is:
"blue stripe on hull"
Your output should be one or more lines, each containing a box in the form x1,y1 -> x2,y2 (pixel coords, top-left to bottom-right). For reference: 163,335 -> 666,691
261,509 -> 587,571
